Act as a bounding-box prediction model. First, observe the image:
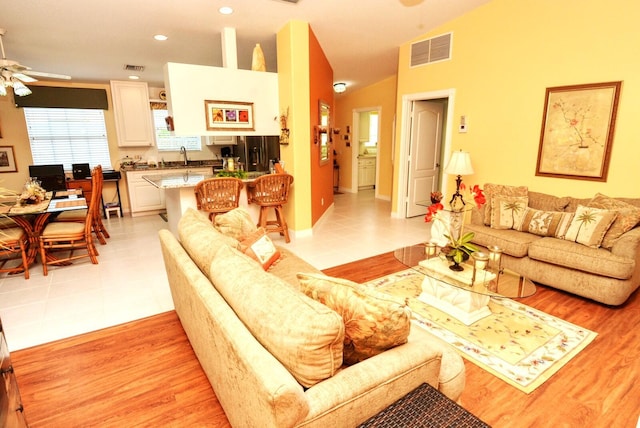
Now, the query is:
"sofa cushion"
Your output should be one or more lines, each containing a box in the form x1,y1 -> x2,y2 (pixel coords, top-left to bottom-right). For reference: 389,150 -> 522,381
239,227 -> 281,270
516,208 -> 574,238
527,191 -> 571,212
588,193 -> 640,249
465,222 -> 541,258
178,208 -> 240,275
214,207 -> 257,241
296,273 -> 411,365
490,196 -> 528,230
268,247 -> 322,287
209,245 -> 344,388
482,183 -> 528,225
564,205 -> 618,248
528,238 -> 635,279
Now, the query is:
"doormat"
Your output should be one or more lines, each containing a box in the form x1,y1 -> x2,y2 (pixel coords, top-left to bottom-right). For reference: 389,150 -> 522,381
365,269 -> 597,394
159,212 -> 168,222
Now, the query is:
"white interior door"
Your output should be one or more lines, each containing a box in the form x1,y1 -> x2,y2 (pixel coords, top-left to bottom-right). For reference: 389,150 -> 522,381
406,100 -> 444,217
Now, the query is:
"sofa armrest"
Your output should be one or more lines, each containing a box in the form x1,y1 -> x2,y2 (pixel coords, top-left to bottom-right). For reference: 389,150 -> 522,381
300,327 -> 443,427
611,227 -> 640,258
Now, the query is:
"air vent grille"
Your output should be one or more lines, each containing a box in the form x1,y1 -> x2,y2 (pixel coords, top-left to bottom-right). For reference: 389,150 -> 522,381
410,33 -> 452,67
124,64 -> 146,72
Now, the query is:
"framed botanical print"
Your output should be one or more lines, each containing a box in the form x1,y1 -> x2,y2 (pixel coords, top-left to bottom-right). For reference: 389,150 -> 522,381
536,81 -> 622,182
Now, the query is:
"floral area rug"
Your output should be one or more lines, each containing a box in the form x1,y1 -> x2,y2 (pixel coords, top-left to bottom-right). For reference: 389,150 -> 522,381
365,269 -> 597,394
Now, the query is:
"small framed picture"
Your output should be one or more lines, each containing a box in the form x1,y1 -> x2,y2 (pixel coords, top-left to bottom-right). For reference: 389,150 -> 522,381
204,100 -> 255,131
0,146 -> 18,173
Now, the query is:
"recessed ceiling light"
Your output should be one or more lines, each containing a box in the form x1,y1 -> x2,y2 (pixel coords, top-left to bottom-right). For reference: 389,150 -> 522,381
219,6 -> 233,15
128,75 -> 140,80
154,34 -> 168,41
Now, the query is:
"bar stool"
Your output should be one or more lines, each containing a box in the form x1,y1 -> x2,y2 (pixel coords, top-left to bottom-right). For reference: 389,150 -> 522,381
247,173 -> 294,243
194,177 -> 244,221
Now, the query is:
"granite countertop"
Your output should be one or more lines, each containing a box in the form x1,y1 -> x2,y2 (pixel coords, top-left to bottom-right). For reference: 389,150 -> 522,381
143,170 -> 268,189
121,160 -> 222,172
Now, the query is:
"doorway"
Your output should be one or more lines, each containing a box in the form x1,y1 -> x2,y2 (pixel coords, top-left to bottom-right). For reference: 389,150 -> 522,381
395,89 -> 456,218
351,107 -> 382,195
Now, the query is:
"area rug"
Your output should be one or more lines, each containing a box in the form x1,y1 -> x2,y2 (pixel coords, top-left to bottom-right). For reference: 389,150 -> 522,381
365,269 -> 598,394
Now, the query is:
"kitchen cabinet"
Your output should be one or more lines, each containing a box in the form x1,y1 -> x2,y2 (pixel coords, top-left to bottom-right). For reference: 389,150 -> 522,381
204,136 -> 237,146
1,318 -> 28,427
358,157 -> 376,189
110,80 -> 155,147
126,168 -> 212,217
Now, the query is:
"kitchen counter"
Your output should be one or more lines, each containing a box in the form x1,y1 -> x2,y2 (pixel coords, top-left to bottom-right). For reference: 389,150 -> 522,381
120,160 -> 222,172
143,171 -> 263,235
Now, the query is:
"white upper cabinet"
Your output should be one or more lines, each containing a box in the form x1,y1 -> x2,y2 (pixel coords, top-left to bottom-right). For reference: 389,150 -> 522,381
110,81 -> 155,147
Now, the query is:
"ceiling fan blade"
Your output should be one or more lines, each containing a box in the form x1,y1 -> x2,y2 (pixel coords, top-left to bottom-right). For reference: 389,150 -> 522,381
12,72 -> 38,83
23,70 -> 71,80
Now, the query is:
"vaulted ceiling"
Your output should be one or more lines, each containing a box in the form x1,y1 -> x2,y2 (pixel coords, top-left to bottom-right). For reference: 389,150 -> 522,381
2,0 -> 489,92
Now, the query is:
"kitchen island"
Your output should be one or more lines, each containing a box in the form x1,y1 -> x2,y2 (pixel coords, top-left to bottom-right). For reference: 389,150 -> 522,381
143,171 -> 264,235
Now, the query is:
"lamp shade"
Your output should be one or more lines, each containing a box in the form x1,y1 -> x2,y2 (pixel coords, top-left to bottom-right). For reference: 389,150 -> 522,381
444,150 -> 474,175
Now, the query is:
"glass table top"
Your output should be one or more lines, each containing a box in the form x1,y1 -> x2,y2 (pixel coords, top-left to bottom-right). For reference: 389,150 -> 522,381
394,244 -> 536,299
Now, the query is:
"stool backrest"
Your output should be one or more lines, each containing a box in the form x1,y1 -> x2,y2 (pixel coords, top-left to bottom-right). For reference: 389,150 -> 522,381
248,173 -> 293,206
194,177 -> 244,214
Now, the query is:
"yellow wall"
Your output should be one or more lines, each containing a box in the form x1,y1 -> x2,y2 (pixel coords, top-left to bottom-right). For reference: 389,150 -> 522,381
334,75 -> 397,199
393,0 -> 640,211
277,20 -> 312,231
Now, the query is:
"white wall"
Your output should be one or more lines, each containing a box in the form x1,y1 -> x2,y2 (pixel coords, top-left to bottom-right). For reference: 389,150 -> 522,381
164,62 -> 280,137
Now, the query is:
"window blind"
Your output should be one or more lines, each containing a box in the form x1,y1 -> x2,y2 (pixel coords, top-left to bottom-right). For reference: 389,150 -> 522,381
152,109 -> 202,152
23,107 -> 113,170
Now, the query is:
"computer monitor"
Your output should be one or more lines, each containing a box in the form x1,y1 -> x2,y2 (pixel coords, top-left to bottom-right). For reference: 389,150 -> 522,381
28,164 -> 67,191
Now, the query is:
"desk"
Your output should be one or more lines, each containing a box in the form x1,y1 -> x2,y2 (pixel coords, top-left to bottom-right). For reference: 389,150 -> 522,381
3,190 -> 88,271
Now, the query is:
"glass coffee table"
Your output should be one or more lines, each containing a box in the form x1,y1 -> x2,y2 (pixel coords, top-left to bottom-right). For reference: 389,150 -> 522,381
394,244 -> 536,325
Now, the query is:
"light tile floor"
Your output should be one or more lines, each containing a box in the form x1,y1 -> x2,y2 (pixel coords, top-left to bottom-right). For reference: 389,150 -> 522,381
0,190 -> 427,351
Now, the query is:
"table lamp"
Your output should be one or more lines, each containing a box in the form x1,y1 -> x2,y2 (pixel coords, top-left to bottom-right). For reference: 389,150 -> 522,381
445,150 -> 474,209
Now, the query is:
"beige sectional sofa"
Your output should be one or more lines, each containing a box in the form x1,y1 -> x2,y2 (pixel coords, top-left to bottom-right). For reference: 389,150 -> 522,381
159,208 -> 465,428
464,184 -> 640,306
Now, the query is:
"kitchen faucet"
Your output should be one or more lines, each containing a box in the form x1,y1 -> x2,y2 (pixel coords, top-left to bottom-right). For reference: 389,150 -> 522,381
180,146 -> 188,166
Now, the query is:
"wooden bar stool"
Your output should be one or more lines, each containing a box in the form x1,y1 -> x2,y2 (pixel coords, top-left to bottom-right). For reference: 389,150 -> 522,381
247,173 -> 294,243
194,177 -> 244,221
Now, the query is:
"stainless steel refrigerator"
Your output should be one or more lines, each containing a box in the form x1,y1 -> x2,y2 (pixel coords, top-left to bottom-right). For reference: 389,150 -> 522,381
234,136 -> 280,172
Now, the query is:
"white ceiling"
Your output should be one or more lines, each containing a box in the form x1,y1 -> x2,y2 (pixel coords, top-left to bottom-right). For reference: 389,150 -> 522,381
2,0 -> 489,92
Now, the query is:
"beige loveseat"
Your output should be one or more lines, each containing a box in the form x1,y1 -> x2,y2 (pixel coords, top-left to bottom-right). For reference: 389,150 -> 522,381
464,184 -> 640,306
159,208 -> 465,427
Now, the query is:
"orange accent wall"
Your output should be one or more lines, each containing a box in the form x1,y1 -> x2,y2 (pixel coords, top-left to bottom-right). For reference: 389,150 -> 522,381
308,28 -> 334,224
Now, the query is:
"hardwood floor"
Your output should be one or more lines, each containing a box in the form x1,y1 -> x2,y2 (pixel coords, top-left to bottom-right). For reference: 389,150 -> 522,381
11,252 -> 640,428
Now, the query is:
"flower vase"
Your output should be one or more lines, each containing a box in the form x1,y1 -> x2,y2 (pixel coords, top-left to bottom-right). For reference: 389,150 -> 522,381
251,43 -> 266,72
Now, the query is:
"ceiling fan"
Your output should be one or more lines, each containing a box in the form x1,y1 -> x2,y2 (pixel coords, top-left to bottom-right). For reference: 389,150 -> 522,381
0,28 -> 71,97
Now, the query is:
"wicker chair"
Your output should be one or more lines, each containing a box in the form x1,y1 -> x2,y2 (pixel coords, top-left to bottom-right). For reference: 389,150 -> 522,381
247,173 -> 294,243
194,177 -> 244,221
38,166 -> 101,275
54,165 -> 110,245
0,226 -> 30,279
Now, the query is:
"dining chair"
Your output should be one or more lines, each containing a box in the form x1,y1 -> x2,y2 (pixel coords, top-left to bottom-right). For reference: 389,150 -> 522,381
38,166 -> 101,275
247,173 -> 294,243
194,177 -> 244,221
0,225 -> 30,279
54,165 -> 110,245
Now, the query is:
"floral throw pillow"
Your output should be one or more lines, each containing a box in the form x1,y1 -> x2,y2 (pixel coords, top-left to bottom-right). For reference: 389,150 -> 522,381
296,273 -> 411,365
214,207 -> 257,241
563,205 -> 618,248
516,208 -> 575,238
490,196 -> 529,230
587,193 -> 640,249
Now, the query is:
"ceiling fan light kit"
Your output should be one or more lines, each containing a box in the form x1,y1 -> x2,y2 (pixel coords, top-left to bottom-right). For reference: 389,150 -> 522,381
0,28 -> 71,97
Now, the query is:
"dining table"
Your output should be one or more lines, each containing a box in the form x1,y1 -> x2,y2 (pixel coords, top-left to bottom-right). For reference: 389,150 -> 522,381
1,189 -> 88,272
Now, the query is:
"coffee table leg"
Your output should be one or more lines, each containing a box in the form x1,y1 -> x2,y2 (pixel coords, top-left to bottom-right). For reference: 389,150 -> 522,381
418,276 -> 492,325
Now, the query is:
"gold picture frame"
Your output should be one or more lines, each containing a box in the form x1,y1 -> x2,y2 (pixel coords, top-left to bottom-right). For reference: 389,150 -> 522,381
204,100 -> 254,131
536,81 -> 622,182
0,146 -> 17,173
